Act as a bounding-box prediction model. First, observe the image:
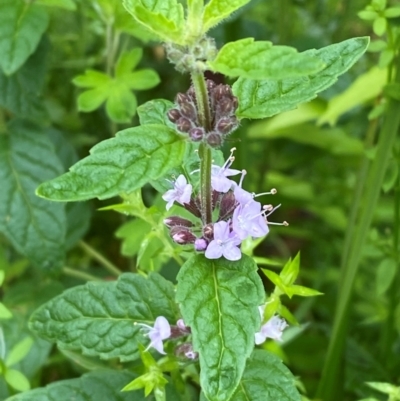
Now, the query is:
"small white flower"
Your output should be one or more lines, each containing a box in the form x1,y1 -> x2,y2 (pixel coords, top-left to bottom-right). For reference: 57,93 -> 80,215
255,315 -> 288,344
137,316 -> 171,354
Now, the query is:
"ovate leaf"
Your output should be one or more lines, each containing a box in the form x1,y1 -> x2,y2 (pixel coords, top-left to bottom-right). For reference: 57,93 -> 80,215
137,99 -> 175,126
29,272 -> 179,361
5,370 -> 146,401
202,0 -> 251,32
4,369 -> 30,392
176,254 -> 264,401
230,350 -> 301,401
233,37 -> 370,119
209,38 -> 324,80
36,124 -> 186,201
0,120 -> 66,270
0,0 -> 49,75
122,0 -> 186,45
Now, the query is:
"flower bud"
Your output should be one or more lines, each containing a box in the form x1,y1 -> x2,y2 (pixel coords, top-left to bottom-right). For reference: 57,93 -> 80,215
164,216 -> 194,228
194,238 -> 208,251
216,97 -> 235,117
219,191 -> 237,220
180,101 -> 197,120
175,343 -> 199,361
176,93 -> 191,107
189,127 -> 204,141
216,116 -> 239,135
183,198 -> 202,218
176,117 -> 192,133
203,224 -> 214,240
177,319 -> 191,334
206,131 -> 222,148
170,227 -> 196,245
167,108 -> 182,123
206,79 -> 217,92
213,84 -> 232,101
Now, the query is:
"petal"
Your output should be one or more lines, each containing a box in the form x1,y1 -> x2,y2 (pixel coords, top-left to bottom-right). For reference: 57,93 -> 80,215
205,241 -> 223,259
180,184 -> 192,204
213,221 -> 229,240
154,316 -> 171,339
151,338 -> 166,354
223,244 -> 241,261
223,168 -> 241,177
175,174 -> 187,187
255,332 -> 266,345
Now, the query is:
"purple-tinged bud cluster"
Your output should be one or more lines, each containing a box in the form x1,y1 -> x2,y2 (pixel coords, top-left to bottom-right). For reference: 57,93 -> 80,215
167,79 -> 239,148
162,149 -> 288,261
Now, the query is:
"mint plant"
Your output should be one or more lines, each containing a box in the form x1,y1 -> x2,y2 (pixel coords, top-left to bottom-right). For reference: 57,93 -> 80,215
0,1 -> 370,400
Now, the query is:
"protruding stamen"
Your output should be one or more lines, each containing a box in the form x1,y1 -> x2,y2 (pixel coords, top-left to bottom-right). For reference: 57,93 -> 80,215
253,188 -> 277,198
238,170 -> 247,188
265,204 -> 281,217
268,221 -> 289,226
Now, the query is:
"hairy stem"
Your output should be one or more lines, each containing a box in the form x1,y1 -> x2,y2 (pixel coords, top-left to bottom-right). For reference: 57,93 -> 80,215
62,266 -> 102,282
191,71 -> 213,224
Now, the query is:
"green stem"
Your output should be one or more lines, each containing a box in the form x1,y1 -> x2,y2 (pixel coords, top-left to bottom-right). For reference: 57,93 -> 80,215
62,266 -> 102,282
317,56 -> 400,401
79,240 -> 122,276
191,72 -> 213,224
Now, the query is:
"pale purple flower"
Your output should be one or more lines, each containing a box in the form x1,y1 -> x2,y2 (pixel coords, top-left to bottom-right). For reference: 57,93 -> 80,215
205,220 -> 242,261
232,201 -> 269,240
137,316 -> 171,354
255,315 -> 288,344
194,238 -> 208,251
211,148 -> 241,193
162,175 -> 192,210
233,185 -> 253,206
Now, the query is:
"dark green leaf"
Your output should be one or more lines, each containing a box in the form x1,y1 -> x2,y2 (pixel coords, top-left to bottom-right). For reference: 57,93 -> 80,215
233,37 -> 370,119
0,120 -> 66,270
29,272 -> 179,361
36,125 -> 186,201
176,254 -> 264,401
209,38 -> 324,80
0,38 -> 48,122
0,0 -> 49,75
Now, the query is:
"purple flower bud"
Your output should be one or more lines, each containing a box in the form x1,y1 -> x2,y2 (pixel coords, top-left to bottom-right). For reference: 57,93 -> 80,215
183,197 -> 202,218
177,319 -> 191,333
195,238 -> 208,251
219,191 -> 237,220
189,127 -> 204,141
180,101 -> 197,120
216,97 -> 235,117
206,79 -> 217,91
212,189 -> 220,210
216,116 -> 239,135
175,343 -> 199,361
176,117 -> 192,133
170,227 -> 196,245
203,224 -> 214,240
206,131 -> 222,148
213,84 -> 233,101
176,93 -> 191,106
164,216 -> 194,228
167,108 -> 182,123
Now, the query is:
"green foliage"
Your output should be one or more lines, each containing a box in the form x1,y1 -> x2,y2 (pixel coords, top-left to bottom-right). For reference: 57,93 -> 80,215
29,272 -> 179,361
233,37 -> 370,119
176,254 -> 264,401
137,99 -> 175,126
73,48 -> 160,123
122,0 -> 186,44
0,120 -> 66,270
209,38 -> 324,80
0,0 -> 49,75
36,125 -> 186,201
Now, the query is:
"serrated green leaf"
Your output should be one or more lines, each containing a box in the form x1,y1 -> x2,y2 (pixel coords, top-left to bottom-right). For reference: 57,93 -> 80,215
318,66 -> 386,125
0,38 -> 47,122
137,99 -> 175,125
5,337 -> 34,367
4,370 -> 150,401
122,0 -> 185,45
234,37 -> 369,119
230,350 -> 301,401
176,254 -> 264,401
209,38 -> 324,80
4,369 -> 30,392
29,272 -> 179,361
376,258 -> 397,296
36,125 -> 186,202
35,0 -> 76,10
202,0 -> 250,32
0,120 -> 66,270
0,0 -> 49,75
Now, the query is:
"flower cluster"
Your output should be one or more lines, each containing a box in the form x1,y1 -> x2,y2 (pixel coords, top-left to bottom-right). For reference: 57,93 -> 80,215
162,149 -> 287,261
167,80 -> 239,148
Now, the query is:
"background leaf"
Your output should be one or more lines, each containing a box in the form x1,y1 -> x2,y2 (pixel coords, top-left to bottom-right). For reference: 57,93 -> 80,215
37,125 -> 186,201
0,120 -> 66,270
0,0 -> 49,75
176,254 -> 264,401
29,272 -> 179,361
233,37 -> 369,119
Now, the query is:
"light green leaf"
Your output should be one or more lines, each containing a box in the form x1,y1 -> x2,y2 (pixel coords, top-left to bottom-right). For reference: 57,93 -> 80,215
209,38 -> 324,80
202,0 -> 250,32
127,70 -> 161,90
0,38 -> 47,122
382,159 -> 398,193
280,253 -> 299,286
230,350 -> 301,401
34,0 -> 76,10
29,272 -> 179,361
234,37 -> 370,119
4,370 -> 151,401
116,219 -> 152,257
379,49 -> 394,68
106,87 -> 138,123
116,49 -> 143,76
366,381 -> 398,394
384,82 -> 400,100
36,125 -> 186,202
5,337 -> 34,367
122,0 -> 186,45
286,285 -> 323,298
137,99 -> 175,125
72,70 -> 111,88
368,40 -> 387,52
176,254 -> 264,401
318,66 -> 387,126
0,0 -> 49,75
262,269 -> 288,294
0,120 -> 66,270
384,7 -> 400,18
373,17 -> 387,36
77,87 -> 109,111
358,10 -> 379,20
4,369 -> 30,392
376,258 -> 397,296
0,303 -> 12,320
